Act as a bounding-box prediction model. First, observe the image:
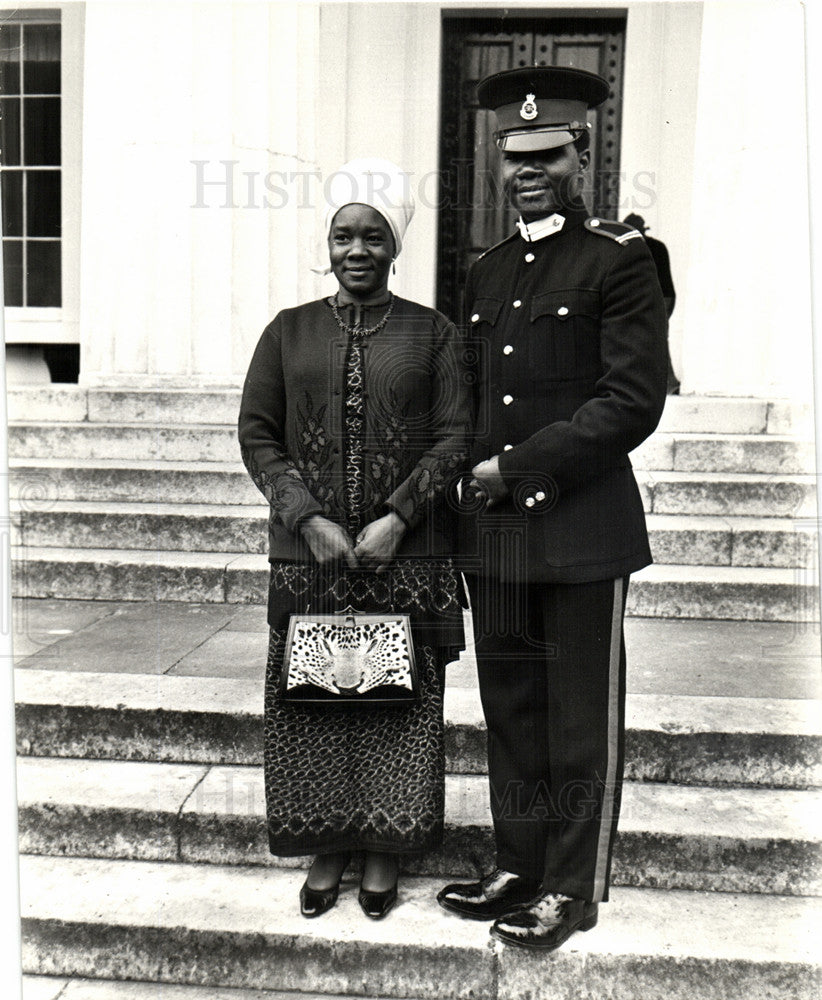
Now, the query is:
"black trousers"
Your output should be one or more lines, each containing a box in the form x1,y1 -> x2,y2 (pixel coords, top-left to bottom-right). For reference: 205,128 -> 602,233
464,573 -> 629,903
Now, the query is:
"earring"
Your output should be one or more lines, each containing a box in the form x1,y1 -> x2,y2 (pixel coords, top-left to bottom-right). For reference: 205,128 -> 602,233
392,259 -> 396,275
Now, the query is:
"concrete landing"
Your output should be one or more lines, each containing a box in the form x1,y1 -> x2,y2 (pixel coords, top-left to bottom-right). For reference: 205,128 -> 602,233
11,599 -> 821,700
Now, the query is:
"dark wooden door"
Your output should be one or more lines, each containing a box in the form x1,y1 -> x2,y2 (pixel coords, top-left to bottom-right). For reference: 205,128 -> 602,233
436,15 -> 626,321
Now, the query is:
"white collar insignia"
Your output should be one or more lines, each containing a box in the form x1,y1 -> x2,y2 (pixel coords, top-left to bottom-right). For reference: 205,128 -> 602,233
516,213 -> 566,243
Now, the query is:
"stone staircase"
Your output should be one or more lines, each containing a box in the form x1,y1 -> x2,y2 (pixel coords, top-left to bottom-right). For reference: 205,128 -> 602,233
8,386 -> 822,999
12,609 -> 822,999
6,387 -> 820,621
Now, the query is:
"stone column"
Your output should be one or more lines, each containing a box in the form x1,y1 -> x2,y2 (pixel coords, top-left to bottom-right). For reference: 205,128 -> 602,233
678,0 -> 812,397
313,2 -> 443,310
620,1 -> 703,392
79,1 -> 321,387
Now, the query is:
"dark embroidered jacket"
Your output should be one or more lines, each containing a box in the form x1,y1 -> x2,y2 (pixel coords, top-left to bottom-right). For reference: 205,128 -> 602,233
239,296 -> 471,561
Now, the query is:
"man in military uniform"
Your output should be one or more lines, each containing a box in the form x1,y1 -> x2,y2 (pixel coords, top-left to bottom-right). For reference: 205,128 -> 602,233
437,66 -> 667,951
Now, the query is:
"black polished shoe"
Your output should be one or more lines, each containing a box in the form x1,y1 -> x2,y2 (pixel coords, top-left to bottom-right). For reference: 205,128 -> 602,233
299,853 -> 351,918
490,892 -> 598,951
358,879 -> 398,920
437,868 -> 542,921
300,880 -> 339,918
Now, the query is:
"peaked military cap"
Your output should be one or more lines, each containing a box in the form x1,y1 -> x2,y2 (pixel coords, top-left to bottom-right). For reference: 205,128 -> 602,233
477,66 -> 610,153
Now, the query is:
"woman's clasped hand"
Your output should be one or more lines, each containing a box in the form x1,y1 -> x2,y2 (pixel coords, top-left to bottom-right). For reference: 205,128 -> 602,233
300,511 -> 407,572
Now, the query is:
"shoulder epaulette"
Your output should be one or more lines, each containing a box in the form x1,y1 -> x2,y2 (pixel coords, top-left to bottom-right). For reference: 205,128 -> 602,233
584,218 -> 644,245
476,231 -> 519,261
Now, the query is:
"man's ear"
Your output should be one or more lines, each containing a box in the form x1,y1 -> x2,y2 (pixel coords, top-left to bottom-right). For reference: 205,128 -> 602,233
578,150 -> 591,172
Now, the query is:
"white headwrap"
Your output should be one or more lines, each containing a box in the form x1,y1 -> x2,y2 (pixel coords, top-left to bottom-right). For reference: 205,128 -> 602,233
312,157 -> 415,275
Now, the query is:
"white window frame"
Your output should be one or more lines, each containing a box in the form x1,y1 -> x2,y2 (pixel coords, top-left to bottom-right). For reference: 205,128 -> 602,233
2,3 -> 82,345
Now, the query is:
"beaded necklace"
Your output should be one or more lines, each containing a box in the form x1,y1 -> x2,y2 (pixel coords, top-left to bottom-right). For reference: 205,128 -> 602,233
330,293 -> 394,338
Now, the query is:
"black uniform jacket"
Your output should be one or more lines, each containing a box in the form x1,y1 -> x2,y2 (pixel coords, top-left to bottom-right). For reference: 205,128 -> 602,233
458,204 -> 668,584
239,296 -> 471,563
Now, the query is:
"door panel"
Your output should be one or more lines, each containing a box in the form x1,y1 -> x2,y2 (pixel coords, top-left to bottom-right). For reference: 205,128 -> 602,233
436,15 -> 626,322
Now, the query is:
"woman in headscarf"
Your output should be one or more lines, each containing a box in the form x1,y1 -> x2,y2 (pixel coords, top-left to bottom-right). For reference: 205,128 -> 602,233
239,158 -> 471,920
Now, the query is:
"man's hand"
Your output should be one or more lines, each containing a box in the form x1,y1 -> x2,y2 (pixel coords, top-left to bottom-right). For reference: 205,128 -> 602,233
469,455 -> 508,507
300,515 -> 358,568
353,511 -> 407,572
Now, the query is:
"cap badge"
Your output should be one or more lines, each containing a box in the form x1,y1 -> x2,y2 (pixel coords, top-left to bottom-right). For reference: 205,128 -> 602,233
520,93 -> 538,121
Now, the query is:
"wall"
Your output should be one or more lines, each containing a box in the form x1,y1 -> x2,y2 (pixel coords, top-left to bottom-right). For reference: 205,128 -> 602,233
73,0 -> 813,398
79,1 -> 323,386
620,2 -> 703,390
679,0 -> 812,398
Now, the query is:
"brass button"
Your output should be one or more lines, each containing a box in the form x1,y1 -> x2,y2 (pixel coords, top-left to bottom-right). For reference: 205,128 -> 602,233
590,218 -> 600,227
503,444 -> 513,451
525,253 -> 535,263
557,306 -> 569,317
471,313 -> 480,323
513,299 -> 522,309
535,490 -> 546,502
503,345 -> 513,355
525,497 -> 535,508
503,394 -> 513,405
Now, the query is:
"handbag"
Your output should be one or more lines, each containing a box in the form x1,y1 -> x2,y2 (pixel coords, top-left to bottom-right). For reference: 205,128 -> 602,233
279,608 -> 419,706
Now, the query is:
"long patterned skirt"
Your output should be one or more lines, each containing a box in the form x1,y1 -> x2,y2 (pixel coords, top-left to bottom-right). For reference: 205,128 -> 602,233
264,559 -> 464,857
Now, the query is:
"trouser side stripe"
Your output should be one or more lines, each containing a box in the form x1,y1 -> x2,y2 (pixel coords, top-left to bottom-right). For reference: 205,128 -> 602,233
591,576 -> 623,902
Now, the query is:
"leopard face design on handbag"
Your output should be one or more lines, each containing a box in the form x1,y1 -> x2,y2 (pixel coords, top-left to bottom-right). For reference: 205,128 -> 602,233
281,614 -> 418,702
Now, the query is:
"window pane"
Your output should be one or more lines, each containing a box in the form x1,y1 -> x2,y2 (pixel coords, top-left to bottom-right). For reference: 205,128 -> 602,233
26,169 -> 60,236
23,24 -> 60,95
24,97 -> 60,165
26,238 -> 61,305
2,170 -> 23,235
2,238 -> 23,305
0,23 -> 21,95
1,98 -> 21,165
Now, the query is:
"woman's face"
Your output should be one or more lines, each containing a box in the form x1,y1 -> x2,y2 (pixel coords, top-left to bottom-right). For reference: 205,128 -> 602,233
328,204 -> 395,302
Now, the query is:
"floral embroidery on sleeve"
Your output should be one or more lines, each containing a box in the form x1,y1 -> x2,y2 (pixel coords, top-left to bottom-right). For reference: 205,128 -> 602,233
292,392 -> 337,515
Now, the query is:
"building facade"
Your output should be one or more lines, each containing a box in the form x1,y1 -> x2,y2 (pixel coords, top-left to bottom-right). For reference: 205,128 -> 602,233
2,0 -> 813,402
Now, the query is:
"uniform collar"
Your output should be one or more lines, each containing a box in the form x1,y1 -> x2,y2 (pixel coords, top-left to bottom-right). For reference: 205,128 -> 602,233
516,201 -> 590,242
516,213 -> 565,242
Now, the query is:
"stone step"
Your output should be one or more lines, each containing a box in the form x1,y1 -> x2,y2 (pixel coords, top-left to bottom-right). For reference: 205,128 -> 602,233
637,471 -> 817,518
16,755 -> 822,894
19,855 -> 821,999
8,422 -> 239,463
11,548 -> 820,620
10,502 -> 817,568
15,670 -> 822,788
22,978 -> 392,1000
8,459 -> 262,507
631,433 -> 815,475
644,514 -> 816,568
8,387 -> 814,436
11,501 -> 268,556
628,563 -> 819,621
11,461 -> 818,519
9,422 -> 816,475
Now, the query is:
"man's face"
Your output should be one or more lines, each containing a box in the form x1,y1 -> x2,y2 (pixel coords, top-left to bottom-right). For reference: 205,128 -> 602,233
500,144 -> 589,221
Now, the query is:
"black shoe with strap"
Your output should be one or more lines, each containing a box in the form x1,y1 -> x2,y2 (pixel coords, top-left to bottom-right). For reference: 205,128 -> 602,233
490,891 -> 599,950
437,868 -> 543,921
